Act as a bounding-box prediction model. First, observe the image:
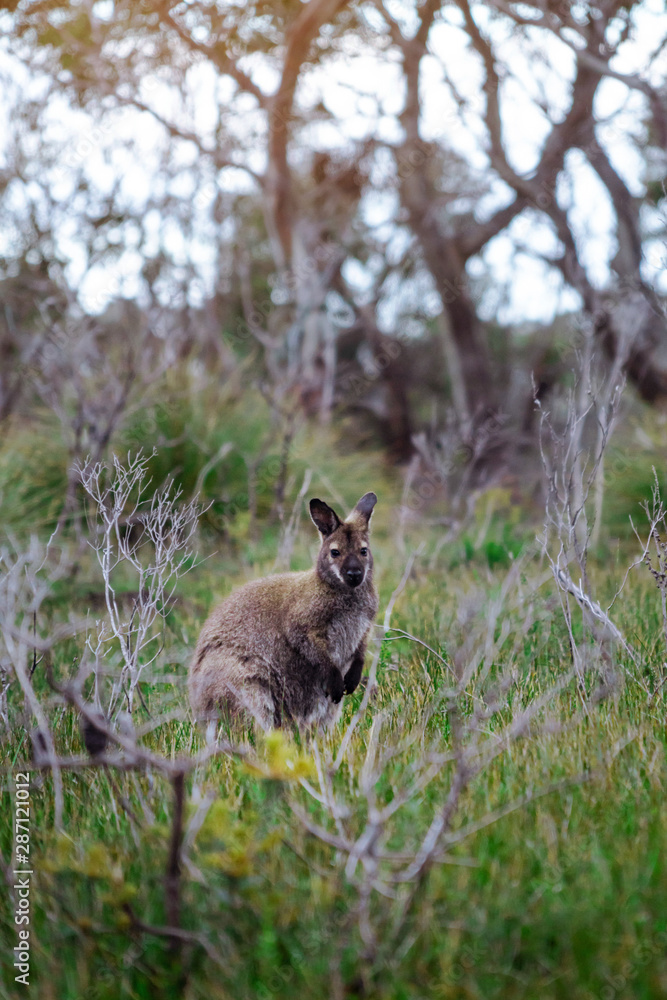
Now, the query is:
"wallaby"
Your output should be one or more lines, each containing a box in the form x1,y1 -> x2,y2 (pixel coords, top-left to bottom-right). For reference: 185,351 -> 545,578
188,492 -> 378,730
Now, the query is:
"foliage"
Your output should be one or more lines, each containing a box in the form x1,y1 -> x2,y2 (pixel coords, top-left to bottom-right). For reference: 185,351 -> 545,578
1,397 -> 667,999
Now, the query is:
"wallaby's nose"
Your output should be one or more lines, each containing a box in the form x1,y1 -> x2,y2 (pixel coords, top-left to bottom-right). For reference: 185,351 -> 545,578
346,567 -> 363,587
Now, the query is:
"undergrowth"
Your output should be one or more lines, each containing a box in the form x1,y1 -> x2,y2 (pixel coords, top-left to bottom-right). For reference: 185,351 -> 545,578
1,396 -> 667,1000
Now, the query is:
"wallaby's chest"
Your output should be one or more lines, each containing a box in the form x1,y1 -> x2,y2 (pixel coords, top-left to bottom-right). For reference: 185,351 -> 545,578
326,609 -> 372,667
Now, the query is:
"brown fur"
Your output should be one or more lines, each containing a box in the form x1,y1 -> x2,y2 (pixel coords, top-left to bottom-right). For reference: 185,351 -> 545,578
188,492 -> 379,730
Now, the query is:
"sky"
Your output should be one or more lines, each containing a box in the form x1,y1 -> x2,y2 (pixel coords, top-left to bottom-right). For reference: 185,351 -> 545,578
0,0 -> 665,330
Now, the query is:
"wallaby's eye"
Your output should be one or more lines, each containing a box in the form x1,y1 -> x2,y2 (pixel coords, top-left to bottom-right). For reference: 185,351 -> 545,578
330,548 -> 340,558
360,547 -> 368,556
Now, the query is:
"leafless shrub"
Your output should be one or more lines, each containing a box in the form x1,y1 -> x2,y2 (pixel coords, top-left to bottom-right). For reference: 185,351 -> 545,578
29,303 -> 188,536
13,657 -> 245,957
637,476 -> 667,637
78,450 -> 205,718
288,544 -> 619,991
630,472 -> 667,699
537,329 -> 637,692
398,423 -> 470,557
0,533 -> 78,826
0,492 -> 242,954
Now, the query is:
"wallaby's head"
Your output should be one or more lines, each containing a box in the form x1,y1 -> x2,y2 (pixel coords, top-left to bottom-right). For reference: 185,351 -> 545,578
309,492 -> 377,591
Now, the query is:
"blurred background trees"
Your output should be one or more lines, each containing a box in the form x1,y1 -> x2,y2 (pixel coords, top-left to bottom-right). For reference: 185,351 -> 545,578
0,0 -> 665,480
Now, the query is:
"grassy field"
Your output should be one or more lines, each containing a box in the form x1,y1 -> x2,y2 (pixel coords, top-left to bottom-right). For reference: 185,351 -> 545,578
1,391 -> 667,1000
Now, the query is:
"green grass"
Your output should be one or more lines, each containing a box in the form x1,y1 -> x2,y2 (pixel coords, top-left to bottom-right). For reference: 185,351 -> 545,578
2,404 -> 667,1000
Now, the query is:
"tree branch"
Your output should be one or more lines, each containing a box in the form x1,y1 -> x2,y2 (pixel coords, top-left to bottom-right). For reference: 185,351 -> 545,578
161,8 -> 268,107
487,0 -> 667,147
111,93 -> 263,183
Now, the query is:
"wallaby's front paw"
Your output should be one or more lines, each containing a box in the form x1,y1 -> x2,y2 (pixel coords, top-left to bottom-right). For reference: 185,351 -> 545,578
327,667 -> 344,704
344,655 -> 364,695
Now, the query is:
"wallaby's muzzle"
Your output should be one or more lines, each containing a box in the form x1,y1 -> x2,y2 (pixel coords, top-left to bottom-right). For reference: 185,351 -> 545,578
343,557 -> 364,588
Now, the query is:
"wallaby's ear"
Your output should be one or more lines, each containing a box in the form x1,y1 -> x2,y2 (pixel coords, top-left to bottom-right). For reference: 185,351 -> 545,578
348,491 -> 377,525
309,498 -> 342,538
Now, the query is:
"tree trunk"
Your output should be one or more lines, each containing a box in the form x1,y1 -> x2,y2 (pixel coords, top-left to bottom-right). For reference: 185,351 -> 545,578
358,306 -> 414,462
399,161 -> 498,423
